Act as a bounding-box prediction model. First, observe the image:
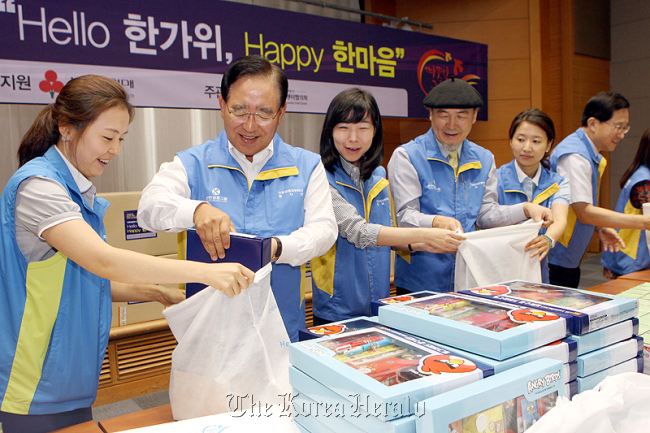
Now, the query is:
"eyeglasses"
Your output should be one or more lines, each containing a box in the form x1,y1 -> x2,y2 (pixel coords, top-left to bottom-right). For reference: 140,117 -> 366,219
226,104 -> 280,125
605,121 -> 631,134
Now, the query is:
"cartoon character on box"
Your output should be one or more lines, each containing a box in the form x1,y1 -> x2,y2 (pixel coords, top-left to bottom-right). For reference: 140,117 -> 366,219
509,309 -> 559,323
419,355 -> 478,375
518,397 -> 539,430
381,295 -> 416,304
309,324 -> 346,336
462,404 -> 504,433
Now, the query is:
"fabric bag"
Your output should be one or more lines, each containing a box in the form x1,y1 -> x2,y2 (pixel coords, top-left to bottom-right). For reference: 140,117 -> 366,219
163,263 -> 291,420
455,220 -> 542,291
527,372 -> 650,433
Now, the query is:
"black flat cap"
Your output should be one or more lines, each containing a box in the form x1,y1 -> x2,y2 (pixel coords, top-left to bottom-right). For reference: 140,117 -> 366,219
423,77 -> 483,108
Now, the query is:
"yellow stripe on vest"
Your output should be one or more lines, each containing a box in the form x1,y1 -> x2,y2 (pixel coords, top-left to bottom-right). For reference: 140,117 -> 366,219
256,167 -> 299,181
558,158 -> 607,249
299,262 -> 309,306
310,244 -> 337,296
207,164 -> 249,189
2,252 -> 68,414
558,207 -> 577,248
618,201 -> 642,260
533,183 -> 560,205
177,231 -> 187,292
365,179 -> 389,222
458,161 -> 482,175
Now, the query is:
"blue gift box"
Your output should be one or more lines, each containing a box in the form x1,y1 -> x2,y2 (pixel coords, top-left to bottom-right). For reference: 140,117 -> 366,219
291,366 -> 416,433
289,325 -> 494,421
370,291 -> 437,316
416,358 -> 566,433
577,336 -> 644,377
576,356 -> 644,392
565,361 -> 577,382
378,292 -> 567,360
566,380 -> 578,399
298,316 -> 379,342
184,229 -> 272,298
570,318 -> 639,355
430,337 -> 577,375
461,280 -> 639,335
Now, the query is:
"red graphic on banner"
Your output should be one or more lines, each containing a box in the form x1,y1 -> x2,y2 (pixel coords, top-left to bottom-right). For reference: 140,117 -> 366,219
417,49 -> 481,95
39,70 -> 64,99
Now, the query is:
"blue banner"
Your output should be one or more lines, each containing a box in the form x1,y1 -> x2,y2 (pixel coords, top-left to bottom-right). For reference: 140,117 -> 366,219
0,0 -> 488,119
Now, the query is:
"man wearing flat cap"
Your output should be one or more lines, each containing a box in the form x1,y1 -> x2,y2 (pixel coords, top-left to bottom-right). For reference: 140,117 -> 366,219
387,78 -> 552,293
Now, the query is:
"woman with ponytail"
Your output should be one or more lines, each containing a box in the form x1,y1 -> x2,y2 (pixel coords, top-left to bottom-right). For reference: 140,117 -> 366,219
0,75 -> 254,432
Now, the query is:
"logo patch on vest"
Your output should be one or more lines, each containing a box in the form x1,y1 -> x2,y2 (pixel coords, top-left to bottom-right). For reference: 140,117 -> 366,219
426,182 -> 441,192
468,181 -> 485,189
278,188 -> 304,198
206,188 -> 227,203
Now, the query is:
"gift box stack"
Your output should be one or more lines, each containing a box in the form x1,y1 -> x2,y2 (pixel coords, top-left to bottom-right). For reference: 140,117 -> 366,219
459,280 -> 643,395
290,324 -> 496,432
291,289 -> 576,432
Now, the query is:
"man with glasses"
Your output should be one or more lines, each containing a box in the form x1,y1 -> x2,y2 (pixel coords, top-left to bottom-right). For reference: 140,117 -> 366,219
548,91 -> 650,288
137,55 -> 336,341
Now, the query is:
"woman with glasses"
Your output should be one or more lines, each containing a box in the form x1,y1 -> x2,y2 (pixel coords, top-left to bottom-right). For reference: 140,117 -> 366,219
601,128 -> 650,278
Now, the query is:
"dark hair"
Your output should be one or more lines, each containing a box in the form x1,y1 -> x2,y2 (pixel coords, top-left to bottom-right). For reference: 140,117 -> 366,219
18,75 -> 134,166
220,55 -> 288,109
620,128 -> 650,188
581,91 -> 630,126
508,108 -> 556,170
320,88 -> 383,182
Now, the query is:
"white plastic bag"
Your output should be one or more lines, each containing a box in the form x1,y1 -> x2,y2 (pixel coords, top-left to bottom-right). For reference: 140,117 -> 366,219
163,263 -> 291,420
455,220 -> 542,291
527,372 -> 650,433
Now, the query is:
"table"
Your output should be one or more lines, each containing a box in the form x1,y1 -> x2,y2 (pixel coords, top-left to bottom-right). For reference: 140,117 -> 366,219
51,421 -> 103,433
617,269 -> 650,281
98,404 -> 174,432
581,277 -> 646,295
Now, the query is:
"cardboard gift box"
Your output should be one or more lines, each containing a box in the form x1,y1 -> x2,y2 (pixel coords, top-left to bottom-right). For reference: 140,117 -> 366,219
576,356 -> 644,393
577,336 -> 644,377
291,366 -> 416,433
184,229 -> 272,297
416,358 -> 566,433
430,338 -> 577,375
289,326 -> 493,421
377,292 -> 567,360
298,316 -> 379,341
370,291 -> 437,316
569,318 -> 639,355
566,380 -> 578,399
461,280 -> 639,335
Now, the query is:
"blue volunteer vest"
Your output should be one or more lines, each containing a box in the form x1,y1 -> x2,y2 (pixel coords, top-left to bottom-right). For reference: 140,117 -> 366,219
0,146 -> 111,415
177,131 -> 320,342
310,162 -> 392,321
394,129 -> 494,292
548,128 -> 606,268
601,165 -> 650,275
497,160 -> 564,282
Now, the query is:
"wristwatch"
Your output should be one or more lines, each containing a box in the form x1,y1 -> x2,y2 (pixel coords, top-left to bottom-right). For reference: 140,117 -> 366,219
271,236 -> 283,261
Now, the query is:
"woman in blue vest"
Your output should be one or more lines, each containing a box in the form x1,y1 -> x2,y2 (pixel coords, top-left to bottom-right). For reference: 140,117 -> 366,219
310,88 -> 465,324
497,109 -> 570,283
601,129 -> 650,277
0,75 -> 254,433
